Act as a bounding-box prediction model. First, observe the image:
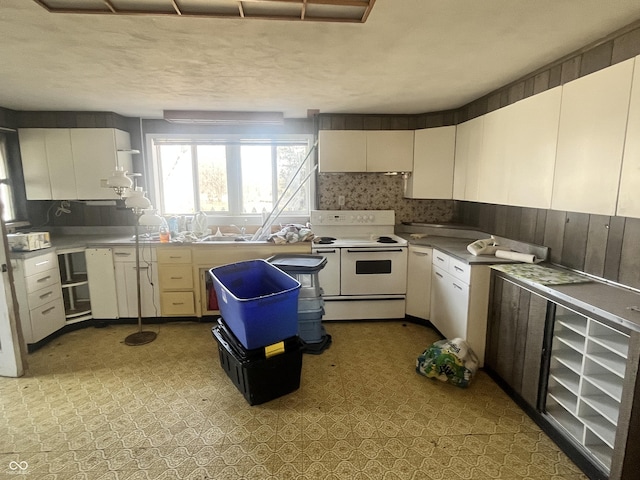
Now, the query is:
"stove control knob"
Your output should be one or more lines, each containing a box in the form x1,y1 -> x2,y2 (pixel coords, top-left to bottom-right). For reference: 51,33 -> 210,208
357,215 -> 362,221
368,215 -> 374,222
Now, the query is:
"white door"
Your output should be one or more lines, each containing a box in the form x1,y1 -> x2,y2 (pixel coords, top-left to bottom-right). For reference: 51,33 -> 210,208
0,217 -> 25,377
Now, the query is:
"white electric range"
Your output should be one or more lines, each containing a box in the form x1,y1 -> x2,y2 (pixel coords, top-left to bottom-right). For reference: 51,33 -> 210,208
310,210 -> 408,320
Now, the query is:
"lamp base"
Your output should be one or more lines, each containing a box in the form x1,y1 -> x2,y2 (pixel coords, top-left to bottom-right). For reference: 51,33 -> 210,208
124,331 -> 157,346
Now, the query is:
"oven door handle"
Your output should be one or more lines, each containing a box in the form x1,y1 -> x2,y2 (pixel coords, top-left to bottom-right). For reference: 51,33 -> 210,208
346,248 -> 404,253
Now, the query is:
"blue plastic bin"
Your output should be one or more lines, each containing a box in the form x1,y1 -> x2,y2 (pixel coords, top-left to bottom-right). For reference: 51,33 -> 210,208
209,259 -> 301,350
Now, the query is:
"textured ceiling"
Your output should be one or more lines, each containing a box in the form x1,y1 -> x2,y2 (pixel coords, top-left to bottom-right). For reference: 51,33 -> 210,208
2,0 -> 640,119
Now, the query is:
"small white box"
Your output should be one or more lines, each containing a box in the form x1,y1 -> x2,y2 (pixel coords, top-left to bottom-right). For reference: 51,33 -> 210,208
7,232 -> 51,252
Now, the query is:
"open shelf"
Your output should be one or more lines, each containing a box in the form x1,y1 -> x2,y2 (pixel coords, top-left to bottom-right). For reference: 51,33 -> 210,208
546,307 -> 629,475
58,249 -> 92,323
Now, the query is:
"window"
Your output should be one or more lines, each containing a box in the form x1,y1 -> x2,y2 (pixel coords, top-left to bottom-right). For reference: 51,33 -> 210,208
0,135 -> 16,223
149,135 -> 314,219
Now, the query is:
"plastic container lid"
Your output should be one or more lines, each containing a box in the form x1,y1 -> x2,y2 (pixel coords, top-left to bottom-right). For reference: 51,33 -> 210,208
266,254 -> 327,272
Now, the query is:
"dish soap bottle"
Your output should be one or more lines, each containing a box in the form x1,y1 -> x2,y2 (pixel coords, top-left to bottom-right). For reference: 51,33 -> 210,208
159,218 -> 170,243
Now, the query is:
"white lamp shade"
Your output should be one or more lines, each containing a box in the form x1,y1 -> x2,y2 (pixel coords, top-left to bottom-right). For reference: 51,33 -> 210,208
139,208 -> 164,226
125,187 -> 152,210
106,166 -> 133,189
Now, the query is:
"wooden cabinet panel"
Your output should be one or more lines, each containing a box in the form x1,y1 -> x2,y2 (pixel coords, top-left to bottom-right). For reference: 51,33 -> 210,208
552,58 -> 634,215
486,274 -> 548,409
405,126 -> 455,199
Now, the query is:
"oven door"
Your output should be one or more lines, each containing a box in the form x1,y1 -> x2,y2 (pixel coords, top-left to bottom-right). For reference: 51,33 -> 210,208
340,247 -> 407,295
311,246 -> 340,296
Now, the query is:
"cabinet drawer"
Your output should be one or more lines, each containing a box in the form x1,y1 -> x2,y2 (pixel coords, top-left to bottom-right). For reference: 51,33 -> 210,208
29,296 -> 65,343
27,284 -> 62,310
161,292 -> 195,316
157,247 -> 192,264
112,247 -> 157,262
23,252 -> 57,277
448,257 -> 471,284
159,265 -> 194,289
25,268 -> 60,293
432,250 -> 450,270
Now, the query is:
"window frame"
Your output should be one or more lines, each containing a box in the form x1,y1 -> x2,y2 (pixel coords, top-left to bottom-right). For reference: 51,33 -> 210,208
146,133 -> 316,225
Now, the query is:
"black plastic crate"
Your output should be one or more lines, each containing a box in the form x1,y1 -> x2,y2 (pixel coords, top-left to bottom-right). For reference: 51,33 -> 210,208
211,319 -> 302,405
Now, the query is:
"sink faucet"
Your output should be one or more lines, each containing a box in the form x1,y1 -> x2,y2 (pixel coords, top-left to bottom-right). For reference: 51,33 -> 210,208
230,224 -> 246,236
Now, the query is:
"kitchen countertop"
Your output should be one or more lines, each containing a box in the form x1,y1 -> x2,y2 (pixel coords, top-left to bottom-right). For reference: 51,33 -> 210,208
492,265 -> 640,333
8,233 -> 300,259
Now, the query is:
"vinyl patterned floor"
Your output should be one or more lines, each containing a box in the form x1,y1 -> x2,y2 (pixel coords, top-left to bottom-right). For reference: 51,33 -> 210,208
0,320 -> 587,479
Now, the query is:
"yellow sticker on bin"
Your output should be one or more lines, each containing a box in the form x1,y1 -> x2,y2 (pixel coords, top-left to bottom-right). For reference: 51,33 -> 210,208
264,341 -> 285,358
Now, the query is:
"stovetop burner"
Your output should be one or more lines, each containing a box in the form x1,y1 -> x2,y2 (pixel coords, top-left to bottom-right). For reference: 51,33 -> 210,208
377,236 -> 398,244
315,236 -> 336,245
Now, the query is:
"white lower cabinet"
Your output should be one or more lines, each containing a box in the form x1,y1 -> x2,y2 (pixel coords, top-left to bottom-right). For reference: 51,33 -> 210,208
112,247 -> 161,318
12,251 -> 66,345
405,245 -> 432,319
430,250 -> 490,365
86,248 -> 119,319
545,304 -> 628,474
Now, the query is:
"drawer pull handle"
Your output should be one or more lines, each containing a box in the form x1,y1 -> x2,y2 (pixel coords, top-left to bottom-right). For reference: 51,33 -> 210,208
35,260 -> 49,266
36,275 -> 51,283
435,272 -> 443,278
115,252 -> 131,256
413,252 -> 430,257
454,266 -> 464,272
39,291 -> 53,299
453,283 -> 463,291
170,276 -> 183,280
135,266 -> 149,270
42,306 -> 55,315
436,256 -> 445,262
172,302 -> 184,305
169,256 -> 182,259
315,249 -> 336,253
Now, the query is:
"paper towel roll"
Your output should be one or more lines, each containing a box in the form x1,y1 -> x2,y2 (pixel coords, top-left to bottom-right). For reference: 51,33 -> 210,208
495,250 -> 537,263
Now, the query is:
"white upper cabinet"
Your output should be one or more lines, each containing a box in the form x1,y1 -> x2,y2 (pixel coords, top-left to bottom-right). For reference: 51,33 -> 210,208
453,115 -> 484,201
618,55 -> 640,218
475,106 -> 511,205
19,128 -> 133,201
366,130 -> 414,172
405,126 -> 456,199
71,128 -> 132,200
318,130 -> 366,172
506,87 -> 562,209
552,58 -> 634,215
318,130 -> 413,173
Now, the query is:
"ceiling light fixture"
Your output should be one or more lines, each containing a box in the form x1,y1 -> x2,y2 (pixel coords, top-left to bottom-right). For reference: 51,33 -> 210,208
163,110 -> 284,125
32,0 -> 376,23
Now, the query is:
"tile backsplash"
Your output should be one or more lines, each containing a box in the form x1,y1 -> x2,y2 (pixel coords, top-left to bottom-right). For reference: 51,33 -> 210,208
317,173 -> 454,224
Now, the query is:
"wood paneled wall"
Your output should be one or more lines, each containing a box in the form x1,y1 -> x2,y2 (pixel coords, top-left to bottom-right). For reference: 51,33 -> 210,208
455,201 -> 640,290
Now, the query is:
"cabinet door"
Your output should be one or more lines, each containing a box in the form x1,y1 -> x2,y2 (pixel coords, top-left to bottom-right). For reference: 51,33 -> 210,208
476,106 -> 511,205
453,116 -> 484,201
86,248 -> 118,319
405,245 -> 432,319
507,87 -> 561,209
618,54 -> 640,218
18,129 -> 52,200
366,130 -> 414,172
486,275 -> 547,408
318,130 -> 366,172
406,127 -> 455,199
45,129 -> 76,200
552,59 -> 634,215
115,262 -> 160,318
71,128 -> 131,200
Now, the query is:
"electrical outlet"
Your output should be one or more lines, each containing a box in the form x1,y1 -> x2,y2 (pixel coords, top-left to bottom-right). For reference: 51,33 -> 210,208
338,195 -> 345,206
